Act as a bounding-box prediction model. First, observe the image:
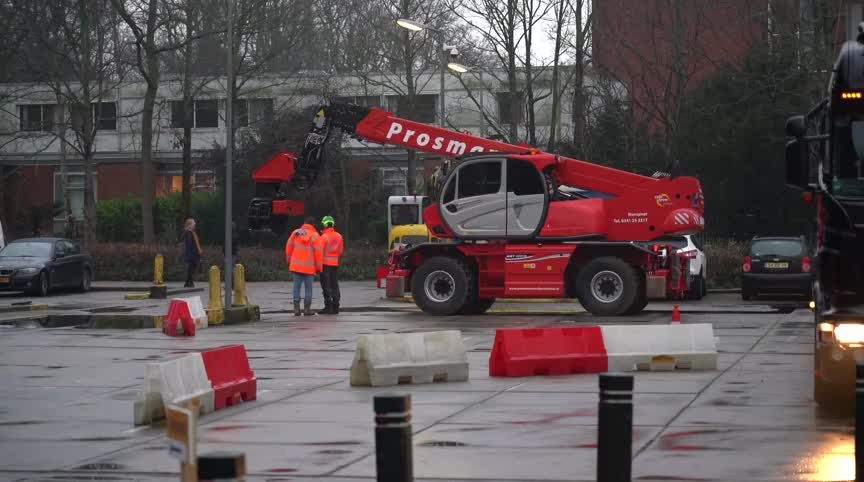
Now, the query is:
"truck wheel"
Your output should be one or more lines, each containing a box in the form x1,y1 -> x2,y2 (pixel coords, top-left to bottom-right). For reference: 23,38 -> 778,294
623,274 -> 647,315
412,256 -> 472,316
815,377 -> 850,408
458,298 -> 496,315
576,257 -> 640,316
687,272 -> 706,300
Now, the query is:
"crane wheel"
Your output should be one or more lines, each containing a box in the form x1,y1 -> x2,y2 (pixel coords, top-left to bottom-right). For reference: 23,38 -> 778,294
412,256 -> 472,316
458,297 -> 496,315
576,257 -> 641,316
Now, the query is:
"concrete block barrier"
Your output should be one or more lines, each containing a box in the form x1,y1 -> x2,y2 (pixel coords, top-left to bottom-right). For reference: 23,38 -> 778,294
350,330 -> 469,386
600,323 -> 718,372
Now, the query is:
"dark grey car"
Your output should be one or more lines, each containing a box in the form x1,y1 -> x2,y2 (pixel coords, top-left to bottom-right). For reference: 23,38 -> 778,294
0,238 -> 93,296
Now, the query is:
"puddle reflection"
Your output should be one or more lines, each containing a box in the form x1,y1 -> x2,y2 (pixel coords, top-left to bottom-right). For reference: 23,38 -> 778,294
795,441 -> 854,481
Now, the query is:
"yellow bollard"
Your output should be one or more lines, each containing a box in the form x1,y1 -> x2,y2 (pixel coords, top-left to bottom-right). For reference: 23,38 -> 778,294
153,254 -> 164,286
232,264 -> 249,306
205,265 -> 225,325
149,254 -> 167,299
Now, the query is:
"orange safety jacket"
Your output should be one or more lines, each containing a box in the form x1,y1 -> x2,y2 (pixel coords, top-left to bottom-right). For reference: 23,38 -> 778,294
285,224 -> 323,274
320,227 -> 344,267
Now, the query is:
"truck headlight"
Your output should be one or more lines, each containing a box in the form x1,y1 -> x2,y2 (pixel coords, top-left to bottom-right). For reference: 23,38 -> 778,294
833,324 -> 864,344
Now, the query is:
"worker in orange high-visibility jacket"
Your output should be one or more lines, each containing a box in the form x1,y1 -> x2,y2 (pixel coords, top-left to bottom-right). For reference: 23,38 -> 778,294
318,215 -> 344,314
285,216 -> 324,316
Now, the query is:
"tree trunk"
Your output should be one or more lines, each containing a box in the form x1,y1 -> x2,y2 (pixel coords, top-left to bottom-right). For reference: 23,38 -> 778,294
181,45 -> 193,221
80,0 -> 96,246
507,0 -> 519,143
548,0 -> 565,150
139,0 -> 160,245
140,60 -> 159,244
571,0 -> 586,156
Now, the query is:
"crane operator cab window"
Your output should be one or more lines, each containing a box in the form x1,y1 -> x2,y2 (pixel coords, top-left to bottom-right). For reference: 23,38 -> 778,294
439,157 -> 546,238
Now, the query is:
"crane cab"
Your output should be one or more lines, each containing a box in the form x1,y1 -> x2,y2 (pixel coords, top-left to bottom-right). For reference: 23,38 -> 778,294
435,155 -> 547,239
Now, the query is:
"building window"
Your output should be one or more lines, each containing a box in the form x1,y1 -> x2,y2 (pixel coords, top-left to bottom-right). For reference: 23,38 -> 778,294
237,98 -> 274,127
379,167 -> 407,196
170,99 -> 220,128
333,95 -> 381,108
18,104 -> 56,132
53,172 -> 96,221
161,172 -> 217,195
386,94 -> 437,123
496,91 -> 524,124
92,102 -> 117,130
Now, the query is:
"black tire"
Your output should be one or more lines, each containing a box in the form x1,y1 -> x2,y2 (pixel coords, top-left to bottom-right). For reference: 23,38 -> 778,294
576,257 -> 640,316
687,273 -> 706,300
412,256 -> 472,316
458,297 -> 496,315
815,377 -> 851,408
79,268 -> 92,292
30,272 -> 49,297
623,273 -> 647,315
742,287 -> 753,301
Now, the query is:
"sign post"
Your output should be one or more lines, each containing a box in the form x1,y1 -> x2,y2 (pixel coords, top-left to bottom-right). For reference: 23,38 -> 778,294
166,399 -> 199,482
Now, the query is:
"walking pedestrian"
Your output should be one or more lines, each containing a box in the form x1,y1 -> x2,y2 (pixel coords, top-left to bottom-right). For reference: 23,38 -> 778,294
182,218 -> 203,287
285,216 -> 323,316
318,215 -> 344,314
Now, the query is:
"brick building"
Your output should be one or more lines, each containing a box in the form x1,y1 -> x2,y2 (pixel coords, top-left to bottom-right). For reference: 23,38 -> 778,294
590,0 -> 864,133
1,69 -> 587,236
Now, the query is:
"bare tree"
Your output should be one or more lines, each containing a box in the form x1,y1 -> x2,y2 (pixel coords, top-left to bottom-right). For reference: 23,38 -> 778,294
111,0 -> 187,244
11,0 -> 120,244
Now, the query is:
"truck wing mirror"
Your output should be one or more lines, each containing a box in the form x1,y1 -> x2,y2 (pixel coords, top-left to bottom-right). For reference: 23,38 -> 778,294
785,139 -> 810,189
785,115 -> 806,138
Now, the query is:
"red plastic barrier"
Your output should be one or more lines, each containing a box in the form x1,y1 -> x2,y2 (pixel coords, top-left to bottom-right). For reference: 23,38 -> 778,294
376,265 -> 389,289
163,300 -> 195,337
200,344 -> 257,409
489,327 -> 608,377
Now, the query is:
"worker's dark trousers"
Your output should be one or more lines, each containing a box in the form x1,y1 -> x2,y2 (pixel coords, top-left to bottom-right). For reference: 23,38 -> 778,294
320,266 -> 340,306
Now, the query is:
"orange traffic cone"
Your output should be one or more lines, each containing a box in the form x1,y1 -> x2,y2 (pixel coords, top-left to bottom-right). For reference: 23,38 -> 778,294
671,304 -> 681,324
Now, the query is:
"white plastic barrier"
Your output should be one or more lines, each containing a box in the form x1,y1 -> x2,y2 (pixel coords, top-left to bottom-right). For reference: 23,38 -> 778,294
180,296 -> 208,329
599,323 -> 718,372
350,330 -> 469,386
132,353 -> 215,425
133,364 -> 165,425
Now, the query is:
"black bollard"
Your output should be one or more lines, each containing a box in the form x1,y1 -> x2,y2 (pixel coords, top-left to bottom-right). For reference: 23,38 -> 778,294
857,361 -> 864,482
597,373 -> 634,482
198,451 -> 246,481
374,393 -> 413,482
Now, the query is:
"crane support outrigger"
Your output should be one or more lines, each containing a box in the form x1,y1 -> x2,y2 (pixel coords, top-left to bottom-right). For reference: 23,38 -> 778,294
293,101 -> 705,316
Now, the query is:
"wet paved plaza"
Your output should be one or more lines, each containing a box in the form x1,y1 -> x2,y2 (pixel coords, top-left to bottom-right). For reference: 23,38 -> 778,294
0,296 -> 850,481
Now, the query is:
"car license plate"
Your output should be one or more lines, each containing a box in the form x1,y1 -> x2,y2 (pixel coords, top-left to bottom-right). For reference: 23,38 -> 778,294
765,262 -> 789,269
0,276 -> 9,284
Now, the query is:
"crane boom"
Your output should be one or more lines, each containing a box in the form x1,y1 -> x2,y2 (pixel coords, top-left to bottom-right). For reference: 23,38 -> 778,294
298,101 -> 704,242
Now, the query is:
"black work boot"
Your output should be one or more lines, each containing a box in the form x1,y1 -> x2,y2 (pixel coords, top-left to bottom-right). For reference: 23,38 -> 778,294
293,301 -> 301,316
303,300 -> 315,316
332,302 -> 339,315
318,302 -> 332,315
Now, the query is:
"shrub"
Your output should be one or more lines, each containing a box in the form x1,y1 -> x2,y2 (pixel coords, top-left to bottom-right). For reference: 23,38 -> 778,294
96,193 -> 224,244
87,243 -> 386,282
704,239 -> 746,289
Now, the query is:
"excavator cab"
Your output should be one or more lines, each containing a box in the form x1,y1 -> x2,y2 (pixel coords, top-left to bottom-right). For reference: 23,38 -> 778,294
436,155 -> 547,239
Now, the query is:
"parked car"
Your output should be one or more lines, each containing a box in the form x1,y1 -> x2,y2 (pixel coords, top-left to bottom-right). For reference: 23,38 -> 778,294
741,235 -> 812,300
657,234 -> 707,300
0,238 -> 93,296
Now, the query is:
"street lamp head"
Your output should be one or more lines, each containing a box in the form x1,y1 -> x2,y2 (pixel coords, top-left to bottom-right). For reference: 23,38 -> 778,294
396,18 -> 426,31
447,62 -> 469,73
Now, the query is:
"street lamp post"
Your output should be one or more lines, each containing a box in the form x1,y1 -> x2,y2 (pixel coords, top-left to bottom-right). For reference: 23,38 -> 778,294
224,0 -> 234,308
396,18 -> 469,193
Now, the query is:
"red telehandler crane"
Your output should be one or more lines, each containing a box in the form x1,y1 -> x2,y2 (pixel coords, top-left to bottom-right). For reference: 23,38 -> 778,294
267,101 -> 705,316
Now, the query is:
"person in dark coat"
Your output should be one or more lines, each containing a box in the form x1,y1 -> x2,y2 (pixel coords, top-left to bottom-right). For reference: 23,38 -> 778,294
182,218 -> 203,287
